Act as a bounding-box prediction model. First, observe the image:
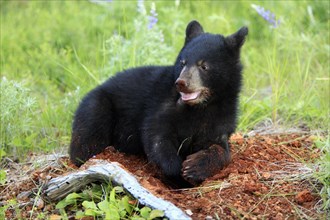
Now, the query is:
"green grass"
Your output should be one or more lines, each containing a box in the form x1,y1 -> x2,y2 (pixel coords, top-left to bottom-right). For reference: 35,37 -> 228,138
1,1 -> 329,153
1,0 -> 329,214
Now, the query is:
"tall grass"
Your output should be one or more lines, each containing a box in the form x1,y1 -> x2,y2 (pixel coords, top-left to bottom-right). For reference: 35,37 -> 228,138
1,1 -> 329,159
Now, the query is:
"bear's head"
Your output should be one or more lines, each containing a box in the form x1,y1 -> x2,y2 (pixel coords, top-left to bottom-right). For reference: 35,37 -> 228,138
175,20 -> 248,106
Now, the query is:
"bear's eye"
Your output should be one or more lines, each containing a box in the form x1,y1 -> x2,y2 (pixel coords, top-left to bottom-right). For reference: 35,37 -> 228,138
199,63 -> 209,71
180,60 -> 186,67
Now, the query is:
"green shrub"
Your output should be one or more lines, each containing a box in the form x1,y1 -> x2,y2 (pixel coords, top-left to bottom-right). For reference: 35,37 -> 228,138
0,78 -> 37,156
56,184 -> 164,220
313,136 -> 330,211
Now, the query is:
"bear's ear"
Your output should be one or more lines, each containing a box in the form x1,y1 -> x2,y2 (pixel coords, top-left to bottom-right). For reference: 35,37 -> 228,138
185,20 -> 204,45
225,26 -> 248,50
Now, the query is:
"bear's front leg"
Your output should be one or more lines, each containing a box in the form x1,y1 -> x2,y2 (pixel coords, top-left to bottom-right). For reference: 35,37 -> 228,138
145,139 -> 183,176
182,144 -> 230,186
142,129 -> 183,176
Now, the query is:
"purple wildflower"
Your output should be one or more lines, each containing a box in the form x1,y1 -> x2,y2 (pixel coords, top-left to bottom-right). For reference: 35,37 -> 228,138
251,4 -> 280,28
148,4 -> 158,29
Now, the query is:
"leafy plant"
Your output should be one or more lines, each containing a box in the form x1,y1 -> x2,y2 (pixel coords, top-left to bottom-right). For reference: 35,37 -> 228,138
0,148 -> 6,185
0,199 -> 20,219
0,78 -> 37,153
313,135 -> 330,211
56,184 -> 165,220
0,169 -> 6,185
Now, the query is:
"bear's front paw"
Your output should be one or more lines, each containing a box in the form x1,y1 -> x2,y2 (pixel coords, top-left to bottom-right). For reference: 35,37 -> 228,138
182,150 -> 211,186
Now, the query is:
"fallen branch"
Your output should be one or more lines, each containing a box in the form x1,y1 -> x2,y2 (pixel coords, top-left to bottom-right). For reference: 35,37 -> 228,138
43,159 -> 190,220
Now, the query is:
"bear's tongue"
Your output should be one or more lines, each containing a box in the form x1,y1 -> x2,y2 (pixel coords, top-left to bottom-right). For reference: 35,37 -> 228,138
180,91 -> 201,101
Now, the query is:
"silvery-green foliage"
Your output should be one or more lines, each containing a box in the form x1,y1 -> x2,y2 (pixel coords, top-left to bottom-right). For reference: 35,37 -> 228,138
0,78 -> 36,149
105,1 -> 174,77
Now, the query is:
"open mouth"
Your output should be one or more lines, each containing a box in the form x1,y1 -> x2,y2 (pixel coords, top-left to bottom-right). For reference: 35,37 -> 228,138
180,91 -> 201,102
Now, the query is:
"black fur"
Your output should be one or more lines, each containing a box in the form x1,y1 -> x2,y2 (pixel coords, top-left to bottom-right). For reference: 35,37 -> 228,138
69,20 -> 248,186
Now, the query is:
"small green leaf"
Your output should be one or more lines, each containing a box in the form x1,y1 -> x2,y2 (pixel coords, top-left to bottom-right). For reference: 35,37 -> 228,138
66,192 -> 83,200
106,204 -> 120,220
55,200 -> 68,209
55,192 -> 82,209
75,210 -> 85,218
121,195 -> 132,213
110,187 -> 116,203
0,170 -> 7,185
82,200 -> 98,210
84,208 -> 103,216
25,132 -> 38,145
0,149 -> 6,158
131,216 -> 145,220
11,137 -> 22,147
140,207 -> 151,218
119,210 -> 127,218
98,200 -> 110,212
148,209 -> 164,219
113,186 -> 124,193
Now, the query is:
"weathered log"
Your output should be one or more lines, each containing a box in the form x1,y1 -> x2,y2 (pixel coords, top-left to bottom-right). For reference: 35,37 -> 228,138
43,159 -> 191,220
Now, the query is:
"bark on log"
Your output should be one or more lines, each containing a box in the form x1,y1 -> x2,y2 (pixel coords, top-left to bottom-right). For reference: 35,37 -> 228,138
43,159 -> 191,220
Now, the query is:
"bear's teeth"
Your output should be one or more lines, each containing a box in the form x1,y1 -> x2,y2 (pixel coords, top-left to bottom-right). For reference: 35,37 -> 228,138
180,91 -> 201,101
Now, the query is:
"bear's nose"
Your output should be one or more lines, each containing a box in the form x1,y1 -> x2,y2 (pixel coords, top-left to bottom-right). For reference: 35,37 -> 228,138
175,79 -> 188,91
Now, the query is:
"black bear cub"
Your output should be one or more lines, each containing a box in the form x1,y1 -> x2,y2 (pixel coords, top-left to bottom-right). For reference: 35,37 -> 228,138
69,20 -> 248,186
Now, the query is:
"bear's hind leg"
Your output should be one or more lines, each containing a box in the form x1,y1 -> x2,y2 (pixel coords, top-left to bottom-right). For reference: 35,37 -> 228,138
69,89 -> 114,166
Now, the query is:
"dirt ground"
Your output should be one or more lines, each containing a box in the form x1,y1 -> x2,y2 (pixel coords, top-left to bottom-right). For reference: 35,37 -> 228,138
1,132 -> 327,219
